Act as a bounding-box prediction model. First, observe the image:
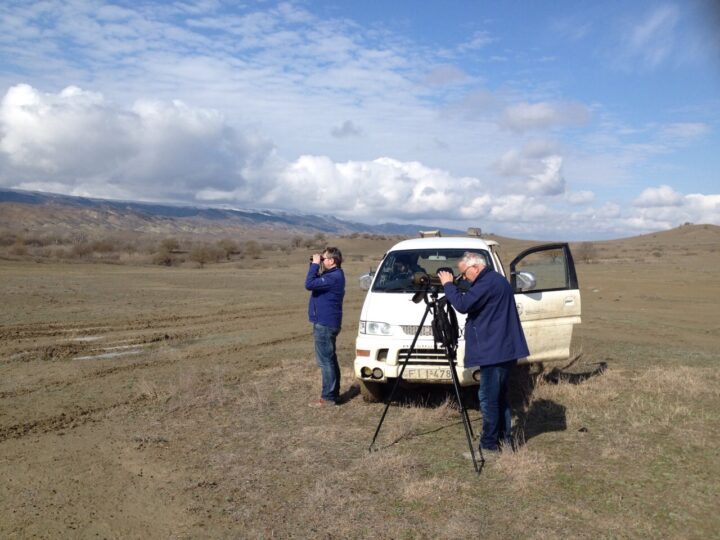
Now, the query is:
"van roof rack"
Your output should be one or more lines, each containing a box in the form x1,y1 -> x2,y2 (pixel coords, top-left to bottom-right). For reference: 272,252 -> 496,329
419,230 -> 442,238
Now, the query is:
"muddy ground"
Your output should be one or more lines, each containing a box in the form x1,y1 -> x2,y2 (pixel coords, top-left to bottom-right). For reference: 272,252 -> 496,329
1,226 -> 719,538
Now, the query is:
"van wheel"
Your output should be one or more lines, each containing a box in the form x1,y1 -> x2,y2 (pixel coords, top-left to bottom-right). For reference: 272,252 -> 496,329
359,380 -> 385,403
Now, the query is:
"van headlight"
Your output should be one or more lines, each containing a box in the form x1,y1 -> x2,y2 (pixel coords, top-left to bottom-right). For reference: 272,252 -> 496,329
359,320 -> 393,335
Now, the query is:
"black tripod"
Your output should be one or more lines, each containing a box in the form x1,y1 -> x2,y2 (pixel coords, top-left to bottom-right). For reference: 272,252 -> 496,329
368,286 -> 483,473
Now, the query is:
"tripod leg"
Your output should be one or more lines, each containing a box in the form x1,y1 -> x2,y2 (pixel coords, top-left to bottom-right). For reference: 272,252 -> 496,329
460,385 -> 475,440
447,351 -> 481,473
368,303 -> 432,451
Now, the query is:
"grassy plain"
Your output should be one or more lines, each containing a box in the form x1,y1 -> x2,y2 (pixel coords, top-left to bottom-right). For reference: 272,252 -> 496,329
1,226 -> 719,538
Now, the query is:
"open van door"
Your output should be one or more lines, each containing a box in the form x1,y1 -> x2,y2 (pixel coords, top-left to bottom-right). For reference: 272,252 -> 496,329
510,243 -> 581,364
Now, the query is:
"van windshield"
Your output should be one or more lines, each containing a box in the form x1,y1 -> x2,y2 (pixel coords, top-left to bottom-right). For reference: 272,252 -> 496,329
372,249 -> 492,292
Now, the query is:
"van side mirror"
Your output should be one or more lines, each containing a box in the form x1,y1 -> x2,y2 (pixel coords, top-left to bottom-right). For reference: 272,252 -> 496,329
359,272 -> 374,291
513,271 -> 537,292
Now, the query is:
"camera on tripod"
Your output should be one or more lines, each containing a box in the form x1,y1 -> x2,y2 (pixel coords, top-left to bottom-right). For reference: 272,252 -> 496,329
411,267 -> 460,288
369,276 -> 481,473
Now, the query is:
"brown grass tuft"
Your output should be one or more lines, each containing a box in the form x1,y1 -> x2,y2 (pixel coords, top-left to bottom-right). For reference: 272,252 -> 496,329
493,444 -> 554,493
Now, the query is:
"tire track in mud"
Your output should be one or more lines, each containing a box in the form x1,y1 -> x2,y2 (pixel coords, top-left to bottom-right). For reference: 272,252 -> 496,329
0,396 -> 147,442
0,332 -> 309,402
1,306 -> 304,366
0,305 -> 303,341
1,331 -> 310,442
1,331 -> 194,365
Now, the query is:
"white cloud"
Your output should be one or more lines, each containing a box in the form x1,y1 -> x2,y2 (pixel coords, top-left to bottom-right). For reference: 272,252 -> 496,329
494,142 -> 567,196
685,193 -> 720,222
495,139 -> 561,178
0,84 -> 275,202
500,101 -> 590,133
625,189 -> 720,230
634,185 -> 684,207
526,156 -> 566,196
269,155 -> 483,219
487,195 -> 550,221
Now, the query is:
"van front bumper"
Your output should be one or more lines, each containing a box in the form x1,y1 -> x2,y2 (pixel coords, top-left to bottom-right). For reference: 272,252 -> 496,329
353,356 -> 480,386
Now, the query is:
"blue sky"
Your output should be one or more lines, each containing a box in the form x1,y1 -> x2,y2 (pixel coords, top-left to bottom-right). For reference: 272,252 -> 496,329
0,0 -> 718,239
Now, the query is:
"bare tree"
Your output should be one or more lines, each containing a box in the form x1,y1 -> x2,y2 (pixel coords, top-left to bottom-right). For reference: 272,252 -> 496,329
243,240 -> 262,259
189,244 -> 222,267
576,242 -> 597,263
217,238 -> 239,260
313,232 -> 327,248
160,237 -> 180,252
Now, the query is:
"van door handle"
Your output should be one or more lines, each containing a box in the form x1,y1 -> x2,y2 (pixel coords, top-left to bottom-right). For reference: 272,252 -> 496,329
564,297 -> 575,306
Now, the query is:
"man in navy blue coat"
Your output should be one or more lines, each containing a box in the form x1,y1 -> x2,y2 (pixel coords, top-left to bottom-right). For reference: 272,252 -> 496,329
438,252 -> 529,454
305,246 -> 346,407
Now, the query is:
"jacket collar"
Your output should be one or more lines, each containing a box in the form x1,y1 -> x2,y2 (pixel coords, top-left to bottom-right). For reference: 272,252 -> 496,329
474,265 -> 492,282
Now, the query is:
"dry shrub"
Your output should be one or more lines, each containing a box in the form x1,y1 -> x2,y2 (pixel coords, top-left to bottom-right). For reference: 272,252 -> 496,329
22,234 -> 47,247
10,243 -> 28,256
160,237 -> 180,252
70,242 -> 94,258
35,246 -> 55,258
576,241 -> 597,263
0,231 -> 18,246
189,244 -> 223,267
91,238 -> 116,253
216,238 -> 238,260
243,240 -> 262,259
52,247 -> 70,259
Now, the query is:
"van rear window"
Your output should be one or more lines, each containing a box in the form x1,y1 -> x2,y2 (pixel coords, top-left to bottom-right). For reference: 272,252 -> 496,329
372,249 -> 492,292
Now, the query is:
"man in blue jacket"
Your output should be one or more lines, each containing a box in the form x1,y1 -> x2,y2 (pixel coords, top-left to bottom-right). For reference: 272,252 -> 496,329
305,246 -> 346,407
438,252 -> 529,455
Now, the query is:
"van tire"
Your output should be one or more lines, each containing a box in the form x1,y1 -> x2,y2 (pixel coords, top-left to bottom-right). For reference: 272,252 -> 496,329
359,380 -> 385,403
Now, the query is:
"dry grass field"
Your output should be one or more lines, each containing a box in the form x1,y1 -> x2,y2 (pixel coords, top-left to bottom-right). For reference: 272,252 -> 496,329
1,225 -> 719,538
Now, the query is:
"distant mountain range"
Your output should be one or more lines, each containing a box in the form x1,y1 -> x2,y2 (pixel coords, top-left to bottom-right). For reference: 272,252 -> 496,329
0,188 -> 463,237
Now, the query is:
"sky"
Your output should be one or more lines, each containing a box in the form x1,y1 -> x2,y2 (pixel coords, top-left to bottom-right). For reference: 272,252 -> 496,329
0,0 -> 719,239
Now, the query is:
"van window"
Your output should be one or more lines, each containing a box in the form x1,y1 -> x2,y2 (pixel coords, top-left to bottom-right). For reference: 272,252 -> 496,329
372,249 -> 492,292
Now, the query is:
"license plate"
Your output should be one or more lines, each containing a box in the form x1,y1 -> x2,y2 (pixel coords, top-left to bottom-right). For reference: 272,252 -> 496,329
404,368 -> 452,380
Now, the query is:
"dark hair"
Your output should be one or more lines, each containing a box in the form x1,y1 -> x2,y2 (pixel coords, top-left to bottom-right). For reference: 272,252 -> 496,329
323,246 -> 343,267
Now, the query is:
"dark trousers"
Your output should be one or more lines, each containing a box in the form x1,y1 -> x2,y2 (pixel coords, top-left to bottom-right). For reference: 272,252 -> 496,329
313,323 -> 341,402
478,359 -> 516,450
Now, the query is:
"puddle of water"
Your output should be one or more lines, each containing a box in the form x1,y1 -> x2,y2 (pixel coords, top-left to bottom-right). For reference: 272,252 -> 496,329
75,349 -> 143,361
71,336 -> 104,342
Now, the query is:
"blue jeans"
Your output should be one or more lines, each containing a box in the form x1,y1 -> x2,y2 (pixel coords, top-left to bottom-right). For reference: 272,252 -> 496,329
478,359 -> 516,451
313,323 -> 341,402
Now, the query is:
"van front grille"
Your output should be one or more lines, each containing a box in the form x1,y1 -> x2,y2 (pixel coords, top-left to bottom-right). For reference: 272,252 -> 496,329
398,348 -> 448,365
400,325 -> 434,337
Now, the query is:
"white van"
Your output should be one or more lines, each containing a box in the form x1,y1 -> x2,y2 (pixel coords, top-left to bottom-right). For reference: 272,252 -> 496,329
354,235 -> 581,402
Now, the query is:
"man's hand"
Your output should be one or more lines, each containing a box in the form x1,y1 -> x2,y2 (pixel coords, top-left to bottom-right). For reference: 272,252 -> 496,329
311,253 -> 322,264
437,270 -> 454,285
